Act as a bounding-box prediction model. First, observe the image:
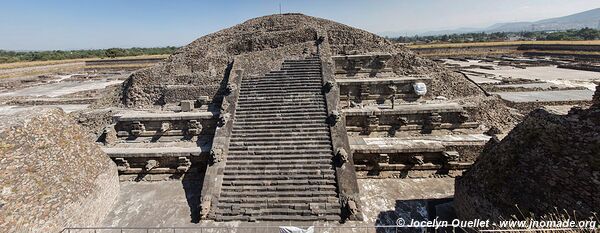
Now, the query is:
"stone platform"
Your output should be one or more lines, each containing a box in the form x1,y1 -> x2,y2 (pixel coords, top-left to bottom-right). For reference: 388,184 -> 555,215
101,110 -> 218,178
349,134 -> 490,178
344,103 -> 479,135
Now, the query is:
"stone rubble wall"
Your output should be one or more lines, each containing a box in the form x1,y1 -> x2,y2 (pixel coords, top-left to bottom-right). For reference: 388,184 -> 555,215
454,85 -> 600,220
112,14 -> 487,106
0,107 -> 119,233
232,41 -> 317,76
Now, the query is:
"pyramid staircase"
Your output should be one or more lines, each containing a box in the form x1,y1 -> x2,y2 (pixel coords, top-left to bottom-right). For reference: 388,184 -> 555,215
214,57 -> 342,221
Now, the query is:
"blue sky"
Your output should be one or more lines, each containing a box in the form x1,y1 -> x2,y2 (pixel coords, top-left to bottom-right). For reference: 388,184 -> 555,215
1,0 -> 599,51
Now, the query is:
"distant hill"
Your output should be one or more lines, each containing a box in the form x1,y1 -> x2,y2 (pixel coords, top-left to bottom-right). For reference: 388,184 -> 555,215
488,8 -> 600,32
387,8 -> 600,36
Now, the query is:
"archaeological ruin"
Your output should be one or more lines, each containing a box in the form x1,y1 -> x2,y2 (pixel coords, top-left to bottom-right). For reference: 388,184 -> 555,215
0,13 -> 598,232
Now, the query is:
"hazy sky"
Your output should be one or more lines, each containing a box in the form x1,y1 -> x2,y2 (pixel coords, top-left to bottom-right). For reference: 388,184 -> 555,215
1,0 -> 599,51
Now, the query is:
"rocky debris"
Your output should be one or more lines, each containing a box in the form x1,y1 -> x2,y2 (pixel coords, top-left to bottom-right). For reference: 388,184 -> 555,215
110,14 -> 488,108
0,107 -> 119,232
69,108 -> 116,139
454,85 -> 600,220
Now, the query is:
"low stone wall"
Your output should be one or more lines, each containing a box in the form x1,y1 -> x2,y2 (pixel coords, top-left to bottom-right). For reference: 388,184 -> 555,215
454,86 -> 600,220
0,107 -> 119,232
503,99 -> 592,113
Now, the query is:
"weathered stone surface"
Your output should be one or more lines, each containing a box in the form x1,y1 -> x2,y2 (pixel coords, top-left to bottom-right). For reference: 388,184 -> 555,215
0,107 -> 119,233
214,57 -> 343,221
454,86 -> 600,220
113,14 -> 489,108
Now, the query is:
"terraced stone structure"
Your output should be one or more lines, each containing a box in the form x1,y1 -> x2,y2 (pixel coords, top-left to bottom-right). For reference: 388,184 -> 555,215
97,13 -> 519,222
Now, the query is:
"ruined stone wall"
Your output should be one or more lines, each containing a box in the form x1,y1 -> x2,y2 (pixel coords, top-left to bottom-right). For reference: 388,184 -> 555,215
0,108 -> 119,232
112,13 -> 487,108
117,15 -> 320,107
454,86 -> 600,220
233,41 -> 317,76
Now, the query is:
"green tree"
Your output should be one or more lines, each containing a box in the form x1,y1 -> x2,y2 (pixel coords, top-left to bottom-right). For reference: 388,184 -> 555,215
105,48 -> 127,58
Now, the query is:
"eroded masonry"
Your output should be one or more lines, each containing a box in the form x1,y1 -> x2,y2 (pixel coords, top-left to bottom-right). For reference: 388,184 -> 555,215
2,13 -> 597,230
96,35 -> 493,222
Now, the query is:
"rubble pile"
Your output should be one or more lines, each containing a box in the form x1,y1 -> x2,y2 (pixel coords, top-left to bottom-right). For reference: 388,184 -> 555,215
454,85 -> 600,220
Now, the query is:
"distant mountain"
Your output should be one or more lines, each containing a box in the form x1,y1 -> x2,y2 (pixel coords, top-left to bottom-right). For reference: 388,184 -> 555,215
381,7 -> 600,37
488,8 -> 600,32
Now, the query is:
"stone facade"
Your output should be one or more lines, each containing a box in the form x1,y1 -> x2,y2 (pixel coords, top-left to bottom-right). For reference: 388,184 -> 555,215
113,14 -> 491,108
454,85 -> 600,220
0,107 -> 119,232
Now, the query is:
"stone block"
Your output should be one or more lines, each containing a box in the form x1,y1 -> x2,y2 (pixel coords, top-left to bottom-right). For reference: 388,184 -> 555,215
180,100 -> 195,112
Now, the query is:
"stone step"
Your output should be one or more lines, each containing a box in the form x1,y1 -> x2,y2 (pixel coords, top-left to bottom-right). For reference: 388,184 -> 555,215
215,214 -> 340,222
236,104 -> 325,111
281,60 -> 321,65
238,93 -> 321,100
280,67 -> 321,71
234,108 -> 326,115
237,98 -> 322,104
241,80 -> 322,87
234,116 -> 326,123
238,92 -> 322,97
234,115 -> 325,123
279,68 -> 321,72
232,119 -> 327,125
222,173 -> 335,181
231,128 -> 328,135
230,134 -> 329,141
283,60 -> 320,64
229,149 -> 332,158
222,167 -> 335,175
216,201 -> 339,211
263,73 -> 321,77
228,144 -> 332,151
230,132 -> 328,139
233,120 -> 326,127
228,149 -> 332,156
220,184 -> 336,192
237,97 -> 323,104
231,134 -> 329,141
282,63 -> 321,67
215,205 -> 340,215
281,64 -> 321,68
283,59 -> 320,63
268,70 -> 322,75
235,108 -> 325,114
221,163 -> 333,170
234,111 -> 325,118
239,89 -> 321,95
242,78 -> 321,84
242,80 -> 322,86
218,196 -> 335,203
236,103 -> 324,109
215,207 -> 340,217
225,159 -> 333,166
229,140 -> 330,146
238,92 -> 322,98
241,83 -> 321,89
230,135 -> 329,141
232,123 -> 328,130
244,76 -> 321,83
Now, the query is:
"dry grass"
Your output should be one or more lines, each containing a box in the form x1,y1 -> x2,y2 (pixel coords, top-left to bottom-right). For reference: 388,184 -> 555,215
0,54 -> 169,70
0,64 -> 84,79
406,40 -> 600,49
0,59 -> 88,70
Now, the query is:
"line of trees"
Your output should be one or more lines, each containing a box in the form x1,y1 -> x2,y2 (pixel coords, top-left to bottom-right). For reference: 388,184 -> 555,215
0,46 -> 180,64
391,28 -> 600,43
